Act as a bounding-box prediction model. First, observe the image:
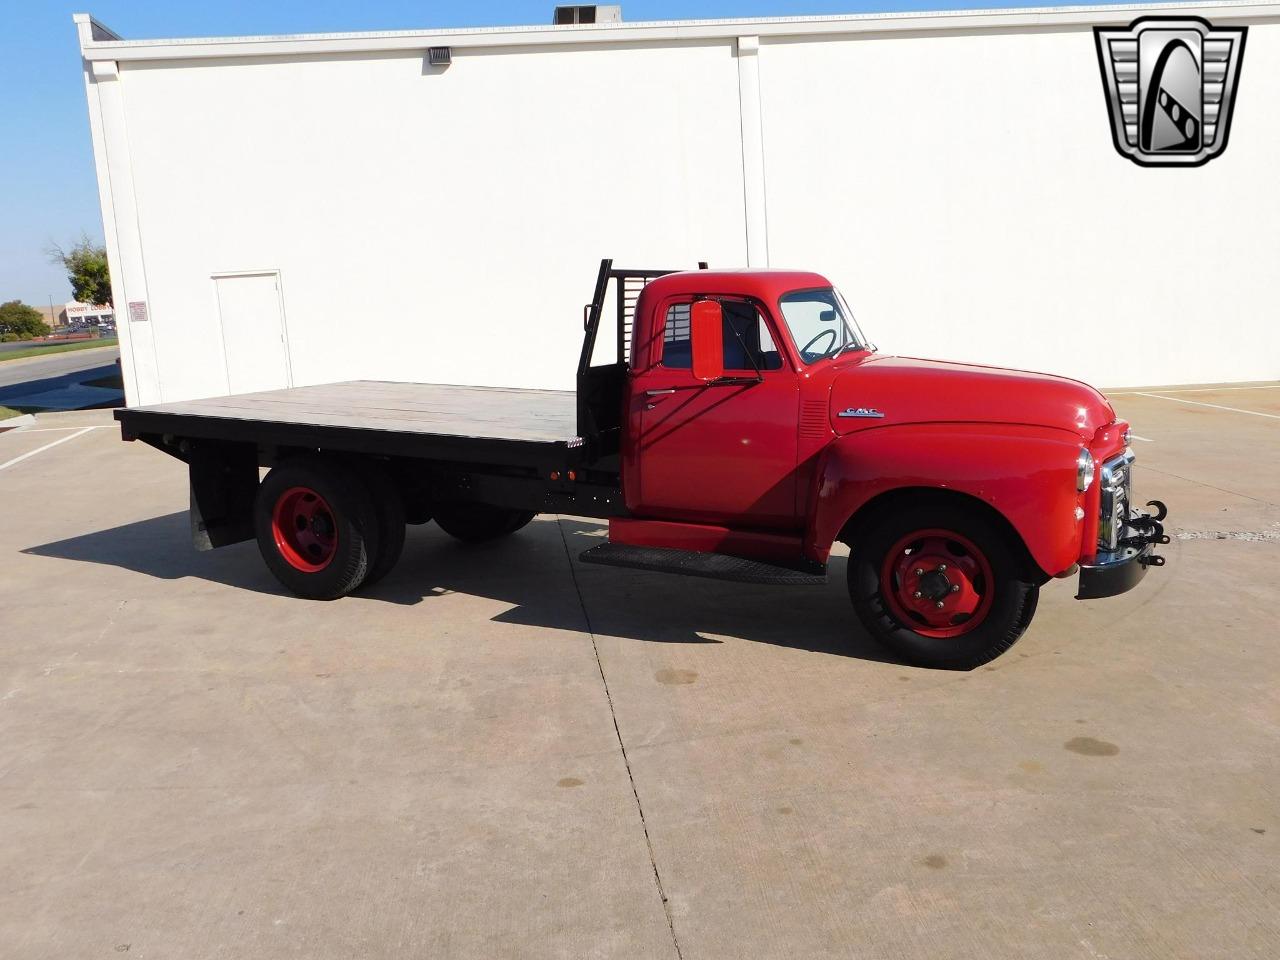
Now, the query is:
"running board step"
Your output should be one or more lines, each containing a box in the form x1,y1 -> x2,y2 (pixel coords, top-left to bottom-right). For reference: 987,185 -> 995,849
579,543 -> 826,585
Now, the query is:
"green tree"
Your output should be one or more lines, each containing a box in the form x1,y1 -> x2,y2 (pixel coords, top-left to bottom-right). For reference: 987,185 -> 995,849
47,234 -> 112,306
0,301 -> 51,342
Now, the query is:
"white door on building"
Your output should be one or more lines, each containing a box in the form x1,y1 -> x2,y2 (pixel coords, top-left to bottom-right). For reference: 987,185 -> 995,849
214,271 -> 291,394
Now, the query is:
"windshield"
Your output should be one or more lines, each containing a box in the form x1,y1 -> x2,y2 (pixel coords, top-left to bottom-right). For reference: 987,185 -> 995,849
778,287 -> 867,364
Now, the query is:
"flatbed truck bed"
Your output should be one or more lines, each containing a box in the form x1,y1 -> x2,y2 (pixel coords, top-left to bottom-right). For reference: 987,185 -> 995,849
112,261 -> 679,573
115,375 -> 626,564
115,380 -> 584,468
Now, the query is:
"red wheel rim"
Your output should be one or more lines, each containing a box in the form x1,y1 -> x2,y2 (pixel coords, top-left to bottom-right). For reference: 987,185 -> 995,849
271,486 -> 338,572
879,528 -> 995,639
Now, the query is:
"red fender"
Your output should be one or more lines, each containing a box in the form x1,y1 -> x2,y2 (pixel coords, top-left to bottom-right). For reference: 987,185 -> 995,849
804,424 -> 1090,577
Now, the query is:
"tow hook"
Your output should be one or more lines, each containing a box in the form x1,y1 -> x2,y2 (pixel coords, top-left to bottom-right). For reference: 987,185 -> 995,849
1123,499 -> 1171,566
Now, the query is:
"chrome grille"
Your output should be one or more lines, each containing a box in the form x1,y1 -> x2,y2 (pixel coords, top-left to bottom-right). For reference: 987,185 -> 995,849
1097,449 -> 1136,552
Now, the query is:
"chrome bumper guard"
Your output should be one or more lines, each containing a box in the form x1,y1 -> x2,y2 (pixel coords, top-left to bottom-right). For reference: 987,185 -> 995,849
1077,500 -> 1170,600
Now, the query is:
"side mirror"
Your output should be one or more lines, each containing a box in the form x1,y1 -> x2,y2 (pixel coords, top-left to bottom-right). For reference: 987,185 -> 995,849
690,300 -> 724,382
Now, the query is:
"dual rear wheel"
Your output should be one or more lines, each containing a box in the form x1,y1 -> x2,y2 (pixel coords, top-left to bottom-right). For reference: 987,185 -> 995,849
254,457 -> 532,600
256,458 -> 394,600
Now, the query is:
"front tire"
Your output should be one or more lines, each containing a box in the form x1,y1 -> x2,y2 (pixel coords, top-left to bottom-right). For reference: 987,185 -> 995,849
255,458 -> 380,600
847,502 -> 1039,669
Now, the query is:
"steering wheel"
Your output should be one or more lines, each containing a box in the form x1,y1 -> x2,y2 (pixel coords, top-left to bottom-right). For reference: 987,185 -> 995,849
799,328 -> 838,361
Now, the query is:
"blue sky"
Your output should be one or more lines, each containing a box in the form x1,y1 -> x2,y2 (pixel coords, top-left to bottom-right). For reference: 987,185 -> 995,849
1,0 -> 1156,307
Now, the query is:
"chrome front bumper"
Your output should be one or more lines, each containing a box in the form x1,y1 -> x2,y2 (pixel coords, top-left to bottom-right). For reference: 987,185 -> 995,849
1076,500 -> 1169,600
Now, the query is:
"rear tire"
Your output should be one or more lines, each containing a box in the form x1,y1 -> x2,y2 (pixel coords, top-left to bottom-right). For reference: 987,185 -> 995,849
255,458 -> 380,600
357,462 -> 406,588
433,504 -> 535,543
847,502 -> 1039,669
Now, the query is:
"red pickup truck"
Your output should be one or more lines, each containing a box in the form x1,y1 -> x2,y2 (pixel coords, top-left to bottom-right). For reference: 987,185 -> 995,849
117,260 -> 1168,669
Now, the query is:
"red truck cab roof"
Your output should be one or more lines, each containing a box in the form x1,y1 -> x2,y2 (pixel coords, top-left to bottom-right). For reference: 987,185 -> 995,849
643,269 -> 833,303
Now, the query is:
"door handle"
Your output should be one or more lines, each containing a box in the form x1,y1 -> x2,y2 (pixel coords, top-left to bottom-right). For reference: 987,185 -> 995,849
644,388 -> 676,410
645,390 -> 677,410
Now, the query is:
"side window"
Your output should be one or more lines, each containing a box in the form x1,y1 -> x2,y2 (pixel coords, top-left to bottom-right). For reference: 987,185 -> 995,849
723,302 -> 783,372
661,303 -> 693,369
660,300 -> 783,371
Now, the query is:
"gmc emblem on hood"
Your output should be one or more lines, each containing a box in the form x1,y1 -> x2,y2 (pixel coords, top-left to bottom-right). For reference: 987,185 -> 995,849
838,407 -> 886,419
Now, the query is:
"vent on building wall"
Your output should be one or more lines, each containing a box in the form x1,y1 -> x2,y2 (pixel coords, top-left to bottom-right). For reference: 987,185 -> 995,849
427,46 -> 452,67
553,5 -> 622,25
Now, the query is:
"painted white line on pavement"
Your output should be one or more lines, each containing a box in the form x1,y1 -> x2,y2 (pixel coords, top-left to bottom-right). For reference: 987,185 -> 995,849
1110,384 -> 1280,395
5,424 -> 112,435
1135,393 -> 1280,421
0,426 -> 97,472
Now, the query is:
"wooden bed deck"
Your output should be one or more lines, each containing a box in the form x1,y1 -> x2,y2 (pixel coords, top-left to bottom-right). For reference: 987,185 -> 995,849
122,381 -> 580,444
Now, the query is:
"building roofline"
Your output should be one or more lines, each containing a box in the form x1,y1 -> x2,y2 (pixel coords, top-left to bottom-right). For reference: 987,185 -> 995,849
72,13 -> 123,44
74,0 -> 1280,62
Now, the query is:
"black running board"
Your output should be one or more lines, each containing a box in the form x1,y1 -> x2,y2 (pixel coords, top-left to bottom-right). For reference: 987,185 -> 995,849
579,542 -> 826,585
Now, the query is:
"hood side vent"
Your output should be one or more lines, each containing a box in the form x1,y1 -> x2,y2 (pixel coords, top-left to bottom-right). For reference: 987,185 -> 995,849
800,400 -> 829,439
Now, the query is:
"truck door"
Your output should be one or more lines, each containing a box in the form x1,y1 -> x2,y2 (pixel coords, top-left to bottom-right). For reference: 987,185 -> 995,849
633,297 -> 798,529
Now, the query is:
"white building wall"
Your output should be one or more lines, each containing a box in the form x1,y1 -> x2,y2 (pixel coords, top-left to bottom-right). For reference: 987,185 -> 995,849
758,25 -> 1280,387
113,40 -> 748,402
78,4 -> 1280,405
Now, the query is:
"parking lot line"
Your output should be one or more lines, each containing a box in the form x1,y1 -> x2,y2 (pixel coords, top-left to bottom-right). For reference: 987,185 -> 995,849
1110,384 -> 1280,395
0,426 -> 97,472
4,424 -> 112,434
1134,393 -> 1280,420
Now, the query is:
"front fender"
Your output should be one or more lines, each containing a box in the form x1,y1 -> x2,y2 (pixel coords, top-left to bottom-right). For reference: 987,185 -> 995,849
804,423 -> 1087,577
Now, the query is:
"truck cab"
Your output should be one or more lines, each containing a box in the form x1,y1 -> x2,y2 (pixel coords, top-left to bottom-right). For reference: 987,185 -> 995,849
575,261 -> 1169,667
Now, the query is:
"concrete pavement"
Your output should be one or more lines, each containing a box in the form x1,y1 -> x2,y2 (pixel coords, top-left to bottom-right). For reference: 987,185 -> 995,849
0,388 -> 1277,959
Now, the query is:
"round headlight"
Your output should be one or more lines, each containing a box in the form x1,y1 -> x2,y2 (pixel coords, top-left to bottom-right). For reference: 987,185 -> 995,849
1077,448 -> 1095,492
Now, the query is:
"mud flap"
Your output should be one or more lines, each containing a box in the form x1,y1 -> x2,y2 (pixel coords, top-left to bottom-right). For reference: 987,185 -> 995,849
189,440 -> 258,551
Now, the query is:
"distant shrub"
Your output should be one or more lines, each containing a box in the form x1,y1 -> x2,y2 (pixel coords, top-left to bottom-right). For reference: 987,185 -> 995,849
0,301 -> 51,341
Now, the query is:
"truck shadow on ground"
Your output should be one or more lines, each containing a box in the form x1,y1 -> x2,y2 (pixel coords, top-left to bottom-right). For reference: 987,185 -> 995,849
23,511 -> 281,594
23,514 -> 899,665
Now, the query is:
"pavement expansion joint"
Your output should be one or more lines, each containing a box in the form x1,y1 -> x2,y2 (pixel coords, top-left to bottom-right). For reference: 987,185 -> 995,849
1173,528 -> 1280,541
556,518 -> 684,960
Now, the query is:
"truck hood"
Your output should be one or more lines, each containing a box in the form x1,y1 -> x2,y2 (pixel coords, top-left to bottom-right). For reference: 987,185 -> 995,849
829,355 -> 1115,440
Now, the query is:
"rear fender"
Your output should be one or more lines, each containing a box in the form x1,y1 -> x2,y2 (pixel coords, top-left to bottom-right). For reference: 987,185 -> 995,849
805,424 -> 1087,577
